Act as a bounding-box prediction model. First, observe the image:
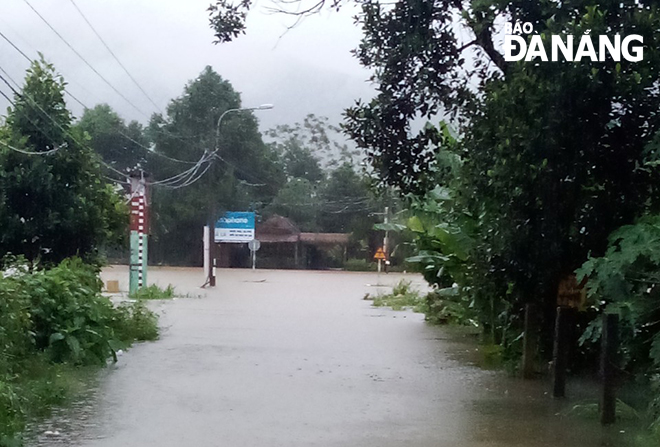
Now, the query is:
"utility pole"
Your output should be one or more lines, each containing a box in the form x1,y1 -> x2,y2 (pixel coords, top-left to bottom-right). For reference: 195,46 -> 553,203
129,171 -> 149,295
383,206 -> 389,273
383,206 -> 389,254
208,209 -> 217,287
205,104 -> 273,288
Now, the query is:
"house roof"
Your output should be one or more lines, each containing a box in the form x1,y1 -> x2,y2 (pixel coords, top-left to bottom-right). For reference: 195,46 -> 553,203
255,214 -> 300,237
300,233 -> 350,245
255,215 -> 350,245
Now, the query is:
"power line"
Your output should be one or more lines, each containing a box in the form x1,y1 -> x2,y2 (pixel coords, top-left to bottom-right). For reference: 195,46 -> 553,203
0,34 -> 198,168
22,0 -> 151,119
148,151 -> 216,188
67,0 -> 162,113
0,139 -> 62,156
0,24 -> 268,190
0,29 -> 31,62
0,83 -> 65,150
0,86 -> 63,156
1,23 -> 259,188
116,128 -> 197,165
0,27 -> 90,109
0,72 -> 130,181
1,62 -> 207,187
172,161 -> 213,189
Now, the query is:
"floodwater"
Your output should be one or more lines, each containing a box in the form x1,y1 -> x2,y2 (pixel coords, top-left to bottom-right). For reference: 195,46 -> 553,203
27,267 -> 639,446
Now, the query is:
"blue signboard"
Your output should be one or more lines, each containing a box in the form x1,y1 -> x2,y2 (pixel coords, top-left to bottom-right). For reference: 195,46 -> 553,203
215,211 -> 255,243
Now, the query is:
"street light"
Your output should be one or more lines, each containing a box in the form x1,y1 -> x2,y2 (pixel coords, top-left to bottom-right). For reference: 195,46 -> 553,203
206,104 -> 274,287
215,104 -> 275,150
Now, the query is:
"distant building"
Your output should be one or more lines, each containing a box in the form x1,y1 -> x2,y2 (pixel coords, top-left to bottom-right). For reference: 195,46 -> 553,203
216,215 -> 350,269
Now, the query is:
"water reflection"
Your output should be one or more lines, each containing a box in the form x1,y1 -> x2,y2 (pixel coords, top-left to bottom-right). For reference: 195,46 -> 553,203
25,269 -> 649,447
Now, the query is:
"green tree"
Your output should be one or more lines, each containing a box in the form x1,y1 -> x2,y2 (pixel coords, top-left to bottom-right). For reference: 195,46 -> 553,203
0,59 -> 126,265
319,162 -> 371,233
76,104 -> 148,172
147,66 -> 285,265
267,178 -> 321,231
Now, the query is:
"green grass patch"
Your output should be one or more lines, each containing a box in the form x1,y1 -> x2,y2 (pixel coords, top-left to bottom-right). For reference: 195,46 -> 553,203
370,280 -> 425,312
129,284 -> 176,300
113,301 -> 159,342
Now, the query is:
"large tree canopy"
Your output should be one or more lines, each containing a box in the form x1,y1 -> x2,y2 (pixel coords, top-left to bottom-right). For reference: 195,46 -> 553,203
0,60 -> 126,265
76,104 -> 149,172
147,66 -> 285,265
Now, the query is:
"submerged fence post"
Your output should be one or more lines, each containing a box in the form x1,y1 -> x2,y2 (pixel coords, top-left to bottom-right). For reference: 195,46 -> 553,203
552,306 -> 572,397
522,303 -> 539,379
600,313 -> 619,425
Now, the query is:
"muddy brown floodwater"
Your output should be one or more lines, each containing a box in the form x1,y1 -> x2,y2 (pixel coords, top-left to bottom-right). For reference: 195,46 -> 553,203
27,267 -> 639,446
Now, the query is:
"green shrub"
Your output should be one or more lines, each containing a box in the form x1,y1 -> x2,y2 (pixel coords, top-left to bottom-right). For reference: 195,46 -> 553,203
371,280 -> 424,311
422,287 -> 478,326
0,257 -> 160,443
113,302 -> 159,342
20,258 -> 124,365
129,283 -> 176,300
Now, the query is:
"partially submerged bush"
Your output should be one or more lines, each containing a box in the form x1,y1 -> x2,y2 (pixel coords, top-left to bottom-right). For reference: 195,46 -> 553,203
129,283 -> 176,300
113,301 -> 159,342
0,257 -> 159,443
422,287 -> 478,326
371,280 -> 425,311
368,279 -> 478,326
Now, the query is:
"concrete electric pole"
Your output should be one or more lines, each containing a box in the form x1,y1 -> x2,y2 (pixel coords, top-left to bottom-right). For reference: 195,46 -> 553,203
129,171 -> 149,295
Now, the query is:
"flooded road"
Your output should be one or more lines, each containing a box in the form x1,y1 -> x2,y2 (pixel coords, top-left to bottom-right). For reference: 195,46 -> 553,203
30,267 -> 636,446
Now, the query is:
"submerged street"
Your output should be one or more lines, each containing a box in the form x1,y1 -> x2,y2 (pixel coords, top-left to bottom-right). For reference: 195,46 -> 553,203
30,268 -> 633,446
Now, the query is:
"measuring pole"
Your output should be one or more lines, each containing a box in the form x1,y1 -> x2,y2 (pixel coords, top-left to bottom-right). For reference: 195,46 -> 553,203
203,225 -> 210,279
129,172 -> 149,295
383,206 -> 389,258
208,222 -> 216,287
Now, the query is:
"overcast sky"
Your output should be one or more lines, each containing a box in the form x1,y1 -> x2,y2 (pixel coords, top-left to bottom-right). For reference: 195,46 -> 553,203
0,0 -> 376,133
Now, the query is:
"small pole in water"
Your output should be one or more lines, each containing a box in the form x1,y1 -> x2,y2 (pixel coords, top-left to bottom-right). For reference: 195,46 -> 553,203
522,303 -> 538,379
252,248 -> 256,270
552,306 -> 571,397
600,312 -> 619,425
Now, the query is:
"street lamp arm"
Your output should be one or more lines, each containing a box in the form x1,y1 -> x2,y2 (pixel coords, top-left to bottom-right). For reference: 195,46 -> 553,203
215,108 -> 241,150
205,103 -> 273,288
215,104 -> 275,151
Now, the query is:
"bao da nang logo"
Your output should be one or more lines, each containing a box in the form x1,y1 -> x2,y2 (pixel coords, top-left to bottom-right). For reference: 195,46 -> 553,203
504,22 -> 643,62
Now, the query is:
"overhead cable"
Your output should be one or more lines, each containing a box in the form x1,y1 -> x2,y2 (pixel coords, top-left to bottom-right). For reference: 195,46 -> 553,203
0,139 -> 62,155
67,0 -> 163,113
23,0 -> 152,119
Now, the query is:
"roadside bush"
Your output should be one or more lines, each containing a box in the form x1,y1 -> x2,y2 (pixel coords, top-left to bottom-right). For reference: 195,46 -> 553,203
422,287 -> 478,326
16,258 -> 127,365
0,257 -> 159,444
371,280 -> 424,311
129,283 -> 175,300
576,215 -> 660,438
113,302 -> 159,342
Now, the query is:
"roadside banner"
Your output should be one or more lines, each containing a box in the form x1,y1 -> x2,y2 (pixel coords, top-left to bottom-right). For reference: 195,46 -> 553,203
215,211 -> 255,243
